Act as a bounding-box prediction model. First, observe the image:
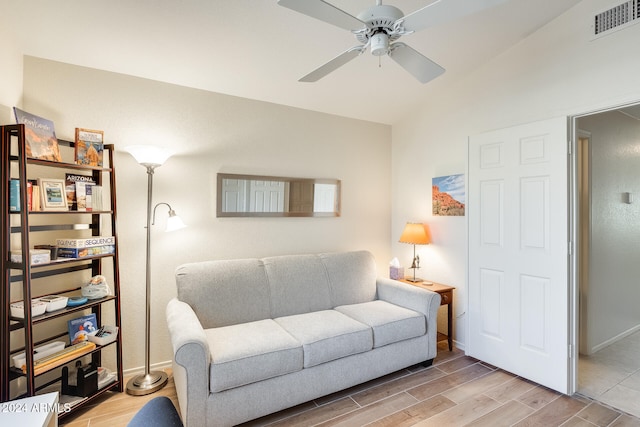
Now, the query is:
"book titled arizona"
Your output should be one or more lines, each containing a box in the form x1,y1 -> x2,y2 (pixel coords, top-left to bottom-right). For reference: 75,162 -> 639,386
75,128 -> 104,166
13,107 -> 62,162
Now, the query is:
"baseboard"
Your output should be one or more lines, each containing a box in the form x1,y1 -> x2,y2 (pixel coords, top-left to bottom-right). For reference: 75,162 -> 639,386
123,360 -> 173,377
586,324 -> 640,355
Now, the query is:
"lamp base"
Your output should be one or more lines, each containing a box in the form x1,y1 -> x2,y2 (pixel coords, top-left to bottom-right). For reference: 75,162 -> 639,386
126,371 -> 168,396
405,277 -> 423,283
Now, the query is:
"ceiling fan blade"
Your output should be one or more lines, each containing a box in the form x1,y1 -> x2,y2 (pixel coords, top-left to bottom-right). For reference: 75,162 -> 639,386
278,0 -> 365,31
388,43 -> 445,84
399,0 -> 509,33
299,46 -> 364,82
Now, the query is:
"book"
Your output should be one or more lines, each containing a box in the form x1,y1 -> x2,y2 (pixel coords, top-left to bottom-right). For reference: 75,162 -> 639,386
75,128 -> 104,166
76,181 -> 88,211
91,185 -> 103,211
86,184 -> 93,211
13,107 -> 62,162
27,181 -> 33,211
56,236 -> 115,248
9,180 -> 36,212
57,245 -> 115,259
65,173 -> 95,210
68,314 -> 98,345
9,179 -> 20,211
32,185 -> 41,211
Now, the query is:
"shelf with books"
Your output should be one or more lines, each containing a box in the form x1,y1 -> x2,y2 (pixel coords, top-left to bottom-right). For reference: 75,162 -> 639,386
9,339 -> 119,379
1,122 -> 123,419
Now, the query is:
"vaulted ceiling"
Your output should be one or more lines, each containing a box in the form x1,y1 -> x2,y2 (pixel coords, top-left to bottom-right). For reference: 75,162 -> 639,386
8,0 -> 582,124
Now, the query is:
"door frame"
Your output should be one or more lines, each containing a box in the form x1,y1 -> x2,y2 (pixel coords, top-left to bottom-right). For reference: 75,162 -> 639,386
568,100 -> 640,395
465,101 -> 640,396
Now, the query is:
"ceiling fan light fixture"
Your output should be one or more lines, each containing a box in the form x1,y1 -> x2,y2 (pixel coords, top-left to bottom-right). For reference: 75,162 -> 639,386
370,32 -> 389,56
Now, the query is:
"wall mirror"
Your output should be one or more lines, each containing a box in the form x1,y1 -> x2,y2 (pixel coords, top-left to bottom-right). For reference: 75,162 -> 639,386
217,173 -> 341,217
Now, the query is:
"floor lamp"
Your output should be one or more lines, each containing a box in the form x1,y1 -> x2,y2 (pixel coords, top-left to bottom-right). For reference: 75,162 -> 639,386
124,145 -> 186,395
399,222 -> 431,283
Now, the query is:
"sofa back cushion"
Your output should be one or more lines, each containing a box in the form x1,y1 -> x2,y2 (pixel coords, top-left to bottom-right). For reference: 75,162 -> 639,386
320,251 -> 377,307
175,259 -> 271,328
263,254 -> 333,318
174,251 -> 378,327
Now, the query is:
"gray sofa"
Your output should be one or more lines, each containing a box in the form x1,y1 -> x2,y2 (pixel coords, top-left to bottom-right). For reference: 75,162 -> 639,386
165,250 -> 441,426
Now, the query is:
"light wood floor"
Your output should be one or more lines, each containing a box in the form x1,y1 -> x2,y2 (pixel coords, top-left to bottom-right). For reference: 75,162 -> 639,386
60,342 -> 640,426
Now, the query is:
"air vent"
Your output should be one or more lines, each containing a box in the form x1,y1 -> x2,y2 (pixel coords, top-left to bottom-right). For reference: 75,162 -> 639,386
593,0 -> 639,36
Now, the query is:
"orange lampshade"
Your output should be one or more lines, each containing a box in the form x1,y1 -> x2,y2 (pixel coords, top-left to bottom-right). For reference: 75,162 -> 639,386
399,222 -> 431,245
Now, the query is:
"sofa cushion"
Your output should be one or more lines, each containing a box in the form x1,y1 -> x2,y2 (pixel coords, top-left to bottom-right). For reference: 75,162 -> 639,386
175,258 -> 271,328
335,300 -> 426,348
263,255 -> 334,318
320,251 -> 378,306
275,310 -> 372,368
205,319 -> 303,392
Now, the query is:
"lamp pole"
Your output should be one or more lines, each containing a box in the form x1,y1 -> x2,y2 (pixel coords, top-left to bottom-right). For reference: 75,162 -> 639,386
126,163 -> 168,395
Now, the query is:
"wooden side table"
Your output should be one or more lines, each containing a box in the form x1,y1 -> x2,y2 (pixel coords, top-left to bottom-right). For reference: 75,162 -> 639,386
400,279 -> 455,351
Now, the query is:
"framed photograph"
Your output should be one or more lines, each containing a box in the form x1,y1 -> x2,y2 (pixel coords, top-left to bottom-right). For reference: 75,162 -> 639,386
38,178 -> 69,211
432,174 -> 465,216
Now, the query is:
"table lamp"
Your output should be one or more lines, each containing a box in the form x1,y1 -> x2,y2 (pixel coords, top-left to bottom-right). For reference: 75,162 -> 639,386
399,222 -> 431,283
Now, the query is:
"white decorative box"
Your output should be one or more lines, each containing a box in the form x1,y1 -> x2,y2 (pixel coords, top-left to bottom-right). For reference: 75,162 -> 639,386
10,299 -> 47,318
39,295 -> 69,312
10,249 -> 50,265
88,325 -> 118,346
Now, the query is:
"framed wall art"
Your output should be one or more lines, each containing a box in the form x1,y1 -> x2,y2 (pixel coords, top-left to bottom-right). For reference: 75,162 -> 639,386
432,174 -> 465,216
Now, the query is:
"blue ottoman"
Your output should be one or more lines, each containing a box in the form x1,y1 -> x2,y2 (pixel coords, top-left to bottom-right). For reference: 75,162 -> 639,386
127,396 -> 183,427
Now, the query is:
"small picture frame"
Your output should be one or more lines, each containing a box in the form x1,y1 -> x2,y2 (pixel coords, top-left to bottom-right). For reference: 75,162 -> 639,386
38,178 -> 69,211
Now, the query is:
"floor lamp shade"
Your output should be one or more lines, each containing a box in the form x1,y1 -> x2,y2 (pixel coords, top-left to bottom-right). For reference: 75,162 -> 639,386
124,145 -> 174,167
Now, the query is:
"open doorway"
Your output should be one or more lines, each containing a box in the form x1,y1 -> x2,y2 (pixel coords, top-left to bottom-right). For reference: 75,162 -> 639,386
575,103 -> 640,418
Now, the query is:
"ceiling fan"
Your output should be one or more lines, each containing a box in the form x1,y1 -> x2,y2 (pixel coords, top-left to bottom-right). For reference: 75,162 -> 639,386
278,0 -> 508,83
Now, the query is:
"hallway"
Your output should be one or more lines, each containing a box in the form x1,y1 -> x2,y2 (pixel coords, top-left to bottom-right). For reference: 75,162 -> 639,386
579,330 -> 640,418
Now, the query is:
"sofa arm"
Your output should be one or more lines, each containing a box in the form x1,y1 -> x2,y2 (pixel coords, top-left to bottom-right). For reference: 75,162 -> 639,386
377,278 -> 441,356
377,278 -> 441,317
166,298 -> 210,426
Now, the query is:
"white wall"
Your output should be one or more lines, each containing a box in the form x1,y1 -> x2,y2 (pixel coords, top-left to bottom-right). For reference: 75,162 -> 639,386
391,0 -> 640,349
0,7 -> 23,121
22,57 -> 392,371
578,110 -> 640,353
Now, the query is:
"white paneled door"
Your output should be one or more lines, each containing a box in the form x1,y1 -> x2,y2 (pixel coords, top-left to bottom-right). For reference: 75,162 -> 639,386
468,117 -> 570,393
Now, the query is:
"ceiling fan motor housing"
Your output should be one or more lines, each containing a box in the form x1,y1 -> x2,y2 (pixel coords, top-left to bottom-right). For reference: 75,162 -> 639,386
356,4 -> 404,55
